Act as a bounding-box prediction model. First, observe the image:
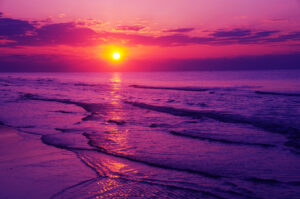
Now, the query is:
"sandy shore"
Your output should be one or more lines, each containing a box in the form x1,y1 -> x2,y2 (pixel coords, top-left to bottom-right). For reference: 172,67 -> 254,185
0,125 -> 96,199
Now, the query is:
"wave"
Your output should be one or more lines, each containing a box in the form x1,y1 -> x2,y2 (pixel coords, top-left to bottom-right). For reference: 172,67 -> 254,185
169,130 -> 275,148
53,110 -> 75,114
81,113 -> 104,121
54,128 -> 90,133
75,151 -> 266,199
124,101 -> 299,135
35,78 -> 55,83
246,177 -> 281,185
20,92 -> 127,125
255,91 -> 300,97
130,85 -> 210,92
83,133 -> 222,179
50,176 -> 211,199
20,93 -> 108,113
130,84 -> 259,92
245,177 -> 300,186
54,150 -> 280,199
83,132 -> 300,191
0,83 -> 10,87
74,82 -> 104,87
41,133 -> 95,151
186,102 -> 208,107
124,101 -> 300,152
18,93 -> 300,151
39,130 -> 223,179
107,119 -> 126,125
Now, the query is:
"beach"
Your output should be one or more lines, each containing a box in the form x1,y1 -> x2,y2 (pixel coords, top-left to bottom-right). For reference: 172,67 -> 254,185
0,125 -> 95,199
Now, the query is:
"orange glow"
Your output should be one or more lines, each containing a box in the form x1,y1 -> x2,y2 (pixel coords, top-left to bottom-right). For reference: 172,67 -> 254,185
100,45 -> 128,64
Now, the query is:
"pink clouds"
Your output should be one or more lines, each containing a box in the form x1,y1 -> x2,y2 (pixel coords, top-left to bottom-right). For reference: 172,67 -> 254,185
163,28 -> 195,33
34,22 -> 98,45
116,25 -> 145,31
1,14 -> 299,49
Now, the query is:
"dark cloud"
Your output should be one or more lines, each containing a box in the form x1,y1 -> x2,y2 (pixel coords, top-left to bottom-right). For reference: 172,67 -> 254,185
116,25 -> 144,31
252,30 -> 279,38
216,30 -> 280,44
1,22 -> 98,46
0,16 -> 35,37
33,22 -> 98,45
211,29 -> 252,37
164,28 -> 194,33
154,34 -> 214,46
265,32 -> 300,42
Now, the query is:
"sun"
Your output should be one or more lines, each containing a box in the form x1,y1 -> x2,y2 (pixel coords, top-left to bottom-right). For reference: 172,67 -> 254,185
112,52 -> 121,60
99,45 -> 127,64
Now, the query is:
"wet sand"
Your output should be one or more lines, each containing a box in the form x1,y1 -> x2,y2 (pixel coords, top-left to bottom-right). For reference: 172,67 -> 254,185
0,125 -> 96,199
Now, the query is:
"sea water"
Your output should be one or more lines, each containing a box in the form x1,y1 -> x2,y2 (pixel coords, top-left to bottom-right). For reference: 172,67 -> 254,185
0,70 -> 299,198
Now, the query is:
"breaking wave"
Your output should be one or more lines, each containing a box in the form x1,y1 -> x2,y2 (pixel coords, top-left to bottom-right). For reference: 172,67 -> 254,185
255,91 -> 300,97
130,85 -> 210,92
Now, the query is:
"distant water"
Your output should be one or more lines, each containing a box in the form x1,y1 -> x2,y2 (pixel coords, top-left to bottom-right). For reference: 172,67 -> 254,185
0,70 -> 300,199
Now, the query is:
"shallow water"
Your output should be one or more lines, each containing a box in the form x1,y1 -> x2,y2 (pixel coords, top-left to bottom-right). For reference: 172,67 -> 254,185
0,70 -> 300,199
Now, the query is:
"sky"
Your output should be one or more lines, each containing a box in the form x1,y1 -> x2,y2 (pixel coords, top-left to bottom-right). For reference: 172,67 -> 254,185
0,0 -> 300,71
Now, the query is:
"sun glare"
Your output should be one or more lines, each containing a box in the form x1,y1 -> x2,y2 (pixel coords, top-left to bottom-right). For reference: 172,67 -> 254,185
113,52 -> 121,60
99,45 -> 128,64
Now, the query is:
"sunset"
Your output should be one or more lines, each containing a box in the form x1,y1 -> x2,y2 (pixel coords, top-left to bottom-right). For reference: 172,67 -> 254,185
0,0 -> 300,71
112,52 -> 121,60
0,1 -> 299,199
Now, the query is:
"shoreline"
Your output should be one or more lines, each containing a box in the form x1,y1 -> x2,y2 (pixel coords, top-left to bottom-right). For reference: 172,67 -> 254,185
0,125 -> 96,199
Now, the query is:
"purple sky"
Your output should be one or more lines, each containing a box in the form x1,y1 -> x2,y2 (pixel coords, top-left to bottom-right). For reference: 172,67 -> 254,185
0,0 -> 300,71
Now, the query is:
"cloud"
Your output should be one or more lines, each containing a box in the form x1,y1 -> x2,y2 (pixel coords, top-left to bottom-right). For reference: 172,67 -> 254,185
252,30 -> 280,38
116,25 -> 145,31
1,22 -> 99,46
163,28 -> 194,33
0,14 -> 299,48
154,34 -> 214,46
211,28 -> 251,37
216,30 -> 281,44
0,16 -> 35,37
265,32 -> 300,42
32,22 -> 98,45
77,19 -> 102,26
122,29 -> 281,46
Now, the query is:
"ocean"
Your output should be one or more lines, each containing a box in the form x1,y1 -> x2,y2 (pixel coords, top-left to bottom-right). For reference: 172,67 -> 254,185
0,70 -> 299,198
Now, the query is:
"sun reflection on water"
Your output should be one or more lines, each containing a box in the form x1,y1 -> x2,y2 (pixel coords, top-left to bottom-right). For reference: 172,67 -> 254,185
105,73 -> 131,155
109,72 -> 122,106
